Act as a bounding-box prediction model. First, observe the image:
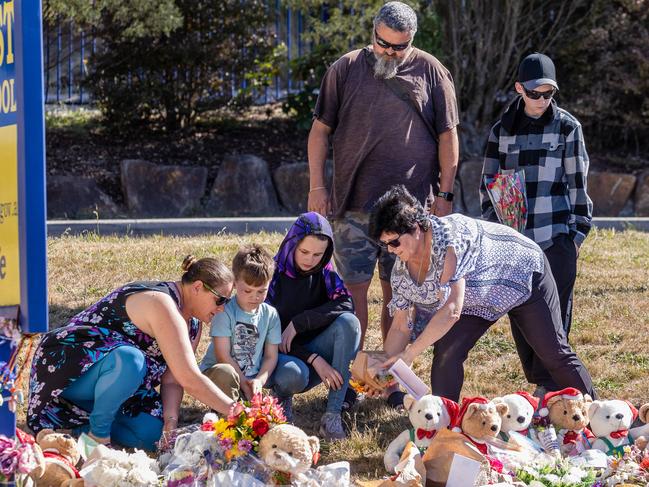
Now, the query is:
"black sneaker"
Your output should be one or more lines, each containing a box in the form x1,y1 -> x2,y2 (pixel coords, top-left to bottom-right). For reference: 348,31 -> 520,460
342,388 -> 358,411
387,390 -> 406,410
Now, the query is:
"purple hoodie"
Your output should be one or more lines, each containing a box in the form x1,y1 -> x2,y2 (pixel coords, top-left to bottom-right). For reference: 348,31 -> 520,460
266,212 -> 354,363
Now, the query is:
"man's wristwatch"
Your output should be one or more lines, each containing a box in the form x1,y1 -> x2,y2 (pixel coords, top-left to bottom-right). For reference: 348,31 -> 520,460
437,191 -> 454,202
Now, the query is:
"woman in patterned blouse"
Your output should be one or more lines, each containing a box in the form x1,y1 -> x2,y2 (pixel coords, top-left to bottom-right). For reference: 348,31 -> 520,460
368,185 -> 595,402
28,255 -> 237,450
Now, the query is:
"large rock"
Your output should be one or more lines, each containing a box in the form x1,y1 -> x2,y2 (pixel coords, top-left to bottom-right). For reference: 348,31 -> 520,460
457,159 -> 484,217
121,159 -> 207,217
635,170 -> 649,217
588,171 -> 637,216
207,154 -> 281,216
272,161 -> 333,214
47,176 -> 119,219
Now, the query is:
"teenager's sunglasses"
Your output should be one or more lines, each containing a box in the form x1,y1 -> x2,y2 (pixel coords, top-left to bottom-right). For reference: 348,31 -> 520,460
203,282 -> 231,306
374,30 -> 411,51
523,87 -> 556,100
379,233 -> 405,249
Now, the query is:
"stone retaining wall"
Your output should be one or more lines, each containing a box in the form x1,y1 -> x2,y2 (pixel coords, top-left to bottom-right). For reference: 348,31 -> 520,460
47,155 -> 649,219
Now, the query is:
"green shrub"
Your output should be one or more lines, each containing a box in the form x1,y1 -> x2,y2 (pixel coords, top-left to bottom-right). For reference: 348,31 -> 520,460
49,0 -> 279,133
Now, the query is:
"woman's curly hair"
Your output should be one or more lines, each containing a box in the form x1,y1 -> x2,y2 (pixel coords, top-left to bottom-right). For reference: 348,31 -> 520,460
369,185 -> 431,240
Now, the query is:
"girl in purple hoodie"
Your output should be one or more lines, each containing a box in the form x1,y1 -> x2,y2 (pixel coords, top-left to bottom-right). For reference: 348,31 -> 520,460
266,212 -> 361,440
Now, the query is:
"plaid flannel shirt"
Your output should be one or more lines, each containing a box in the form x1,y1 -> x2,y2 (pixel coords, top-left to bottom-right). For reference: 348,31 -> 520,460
480,97 -> 593,250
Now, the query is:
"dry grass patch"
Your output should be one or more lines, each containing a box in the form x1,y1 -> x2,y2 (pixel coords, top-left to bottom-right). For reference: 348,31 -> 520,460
17,227 -> 649,478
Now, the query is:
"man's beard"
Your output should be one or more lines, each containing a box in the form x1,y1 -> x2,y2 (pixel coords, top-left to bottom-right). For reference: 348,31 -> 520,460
373,52 -> 402,79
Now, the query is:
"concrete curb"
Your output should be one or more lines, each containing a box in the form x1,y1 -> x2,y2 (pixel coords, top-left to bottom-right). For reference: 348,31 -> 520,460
46,216 -> 649,237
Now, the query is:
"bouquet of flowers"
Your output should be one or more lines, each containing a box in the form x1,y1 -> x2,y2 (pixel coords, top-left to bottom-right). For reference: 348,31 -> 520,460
0,434 -> 43,487
206,393 -> 286,461
529,413 -> 562,458
483,170 -> 528,232
350,351 -> 395,394
515,457 -> 598,486
600,445 -> 649,486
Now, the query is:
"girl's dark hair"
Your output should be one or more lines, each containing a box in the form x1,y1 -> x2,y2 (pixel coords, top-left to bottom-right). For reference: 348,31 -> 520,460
368,185 -> 431,240
181,255 -> 234,289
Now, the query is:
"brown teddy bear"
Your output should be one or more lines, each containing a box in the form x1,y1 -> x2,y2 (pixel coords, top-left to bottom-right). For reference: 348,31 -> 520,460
538,387 -> 594,457
29,429 -> 83,487
450,396 -> 508,455
258,423 -> 320,485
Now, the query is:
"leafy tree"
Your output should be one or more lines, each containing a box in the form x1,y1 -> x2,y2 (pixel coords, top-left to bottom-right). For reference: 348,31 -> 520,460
47,0 -> 279,132
554,0 -> 649,161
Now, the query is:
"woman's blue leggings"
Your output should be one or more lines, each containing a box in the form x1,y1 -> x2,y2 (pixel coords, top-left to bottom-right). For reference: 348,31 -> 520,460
60,346 -> 163,451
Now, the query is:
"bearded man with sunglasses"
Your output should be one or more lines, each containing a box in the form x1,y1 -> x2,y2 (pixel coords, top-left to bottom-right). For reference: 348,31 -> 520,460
480,52 -> 593,398
307,2 -> 459,390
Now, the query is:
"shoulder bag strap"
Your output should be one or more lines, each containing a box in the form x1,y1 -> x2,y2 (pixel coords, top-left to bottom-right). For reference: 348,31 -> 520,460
363,47 -> 438,142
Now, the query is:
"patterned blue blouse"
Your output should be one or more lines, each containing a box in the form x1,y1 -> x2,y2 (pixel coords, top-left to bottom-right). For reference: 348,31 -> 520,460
388,214 -> 544,339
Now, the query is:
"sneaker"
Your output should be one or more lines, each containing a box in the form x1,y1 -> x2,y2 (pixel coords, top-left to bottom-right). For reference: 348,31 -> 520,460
342,388 -> 359,411
278,396 -> 293,423
319,412 -> 346,441
386,390 -> 406,411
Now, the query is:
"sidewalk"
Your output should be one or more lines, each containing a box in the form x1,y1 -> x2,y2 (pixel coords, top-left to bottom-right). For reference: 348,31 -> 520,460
47,216 -> 649,237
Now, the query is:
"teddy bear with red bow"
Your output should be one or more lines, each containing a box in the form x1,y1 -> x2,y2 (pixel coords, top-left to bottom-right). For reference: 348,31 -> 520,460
538,387 -> 594,457
589,399 -> 649,456
384,393 -> 459,473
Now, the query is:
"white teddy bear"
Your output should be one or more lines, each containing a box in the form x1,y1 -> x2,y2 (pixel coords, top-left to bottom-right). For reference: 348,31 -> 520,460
589,400 -> 649,456
384,394 -> 459,473
492,391 -> 539,442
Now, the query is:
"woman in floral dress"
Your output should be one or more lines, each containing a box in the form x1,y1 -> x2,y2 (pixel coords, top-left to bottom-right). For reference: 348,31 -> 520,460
368,185 -> 596,402
28,255 -> 236,450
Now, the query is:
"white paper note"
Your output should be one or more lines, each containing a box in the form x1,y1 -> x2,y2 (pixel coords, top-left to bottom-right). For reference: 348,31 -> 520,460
446,453 -> 482,487
388,358 -> 429,400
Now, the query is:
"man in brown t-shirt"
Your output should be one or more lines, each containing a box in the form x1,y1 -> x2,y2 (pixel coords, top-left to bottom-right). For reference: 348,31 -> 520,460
307,1 -> 460,377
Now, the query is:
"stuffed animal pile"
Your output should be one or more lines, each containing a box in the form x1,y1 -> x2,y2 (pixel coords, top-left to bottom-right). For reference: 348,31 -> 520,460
383,388 -> 649,486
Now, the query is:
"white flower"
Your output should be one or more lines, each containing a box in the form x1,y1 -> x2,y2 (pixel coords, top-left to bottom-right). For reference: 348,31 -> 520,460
47,365 -> 56,373
528,481 -> 545,487
542,473 -> 560,483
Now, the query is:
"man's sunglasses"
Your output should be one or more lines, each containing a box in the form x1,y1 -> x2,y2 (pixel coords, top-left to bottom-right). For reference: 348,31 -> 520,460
379,233 -> 405,249
523,87 -> 556,100
203,282 -> 231,306
374,30 -> 411,52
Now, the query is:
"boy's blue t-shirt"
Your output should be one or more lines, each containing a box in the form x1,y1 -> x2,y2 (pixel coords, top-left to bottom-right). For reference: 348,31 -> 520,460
199,298 -> 281,377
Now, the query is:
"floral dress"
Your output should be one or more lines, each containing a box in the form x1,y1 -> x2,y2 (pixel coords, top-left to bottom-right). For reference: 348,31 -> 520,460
389,215 -> 544,340
27,281 -> 200,433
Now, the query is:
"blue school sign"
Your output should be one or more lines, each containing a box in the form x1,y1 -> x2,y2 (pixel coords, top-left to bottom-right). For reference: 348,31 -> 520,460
0,0 -> 48,439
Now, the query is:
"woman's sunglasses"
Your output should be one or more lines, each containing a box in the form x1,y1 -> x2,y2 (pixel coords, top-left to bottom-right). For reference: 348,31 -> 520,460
523,87 -> 556,100
203,282 -> 231,306
379,233 -> 405,249
374,30 -> 411,51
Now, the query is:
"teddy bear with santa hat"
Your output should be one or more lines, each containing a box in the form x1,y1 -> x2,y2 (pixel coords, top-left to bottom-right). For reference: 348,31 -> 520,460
450,396 -> 508,456
538,387 -> 594,456
492,391 -> 539,443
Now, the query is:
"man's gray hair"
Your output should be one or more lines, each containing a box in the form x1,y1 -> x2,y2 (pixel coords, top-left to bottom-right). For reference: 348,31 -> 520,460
373,1 -> 418,35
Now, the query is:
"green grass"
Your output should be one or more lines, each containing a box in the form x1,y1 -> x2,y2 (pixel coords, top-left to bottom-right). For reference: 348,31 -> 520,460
45,106 -> 102,135
17,227 -> 649,479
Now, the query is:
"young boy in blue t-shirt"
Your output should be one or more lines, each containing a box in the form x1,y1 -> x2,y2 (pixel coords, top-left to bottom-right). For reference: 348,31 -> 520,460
200,244 -> 281,401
